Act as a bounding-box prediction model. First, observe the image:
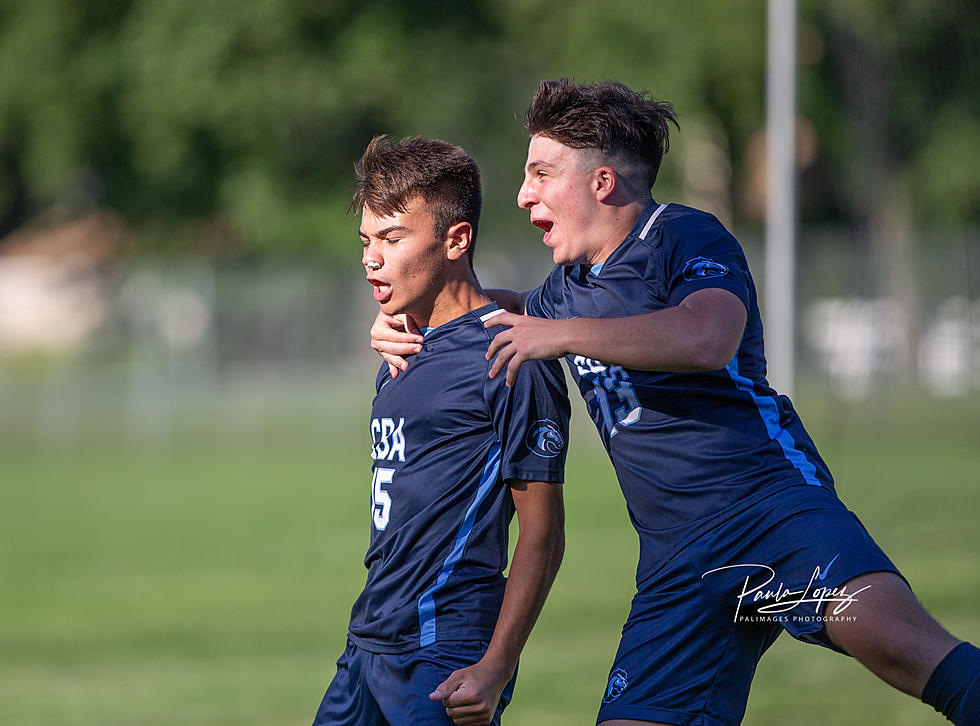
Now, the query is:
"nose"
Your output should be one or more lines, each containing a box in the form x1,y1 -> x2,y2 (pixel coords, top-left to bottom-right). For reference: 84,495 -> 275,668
363,241 -> 382,271
517,175 -> 535,210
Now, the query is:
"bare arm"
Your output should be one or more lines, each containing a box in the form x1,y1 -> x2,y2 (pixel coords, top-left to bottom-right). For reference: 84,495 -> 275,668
430,480 -> 564,726
485,287 -> 748,386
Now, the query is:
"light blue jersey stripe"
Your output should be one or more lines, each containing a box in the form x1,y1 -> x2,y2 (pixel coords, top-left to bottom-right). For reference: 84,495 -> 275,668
418,442 -> 502,646
725,358 -> 820,486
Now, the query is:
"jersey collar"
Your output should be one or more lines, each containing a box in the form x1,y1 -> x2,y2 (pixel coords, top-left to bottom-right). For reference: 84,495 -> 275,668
631,200 -> 670,241
421,301 -> 501,339
587,200 -> 669,280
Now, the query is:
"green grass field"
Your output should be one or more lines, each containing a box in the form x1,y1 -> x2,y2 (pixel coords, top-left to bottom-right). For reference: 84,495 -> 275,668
2,391 -> 978,725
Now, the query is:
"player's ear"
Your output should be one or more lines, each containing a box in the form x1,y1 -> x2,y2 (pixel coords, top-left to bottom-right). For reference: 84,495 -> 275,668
594,167 -> 617,202
445,221 -> 473,262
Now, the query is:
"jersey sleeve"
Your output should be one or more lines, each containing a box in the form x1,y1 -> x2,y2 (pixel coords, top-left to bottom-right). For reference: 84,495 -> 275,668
483,345 -> 570,484
658,214 -> 752,310
375,361 -> 392,393
523,284 -> 549,318
523,264 -> 563,319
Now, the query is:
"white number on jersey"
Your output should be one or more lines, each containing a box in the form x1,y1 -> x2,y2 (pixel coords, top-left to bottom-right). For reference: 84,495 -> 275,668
371,467 -> 394,530
574,355 -> 641,437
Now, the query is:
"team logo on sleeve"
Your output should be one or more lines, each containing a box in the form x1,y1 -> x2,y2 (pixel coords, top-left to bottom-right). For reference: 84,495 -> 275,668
603,668 -> 629,703
526,419 -> 565,458
683,256 -> 729,281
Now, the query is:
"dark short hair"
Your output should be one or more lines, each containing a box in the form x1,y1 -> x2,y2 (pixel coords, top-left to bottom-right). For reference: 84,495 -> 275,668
353,135 -> 482,268
524,79 -> 679,195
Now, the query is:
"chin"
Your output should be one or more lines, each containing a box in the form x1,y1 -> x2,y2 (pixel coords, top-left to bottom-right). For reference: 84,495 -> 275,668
379,300 -> 402,316
381,300 -> 424,323
552,250 -> 581,267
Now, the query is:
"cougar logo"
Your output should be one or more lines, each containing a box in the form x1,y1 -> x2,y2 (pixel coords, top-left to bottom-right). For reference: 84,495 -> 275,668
603,668 -> 629,703
526,419 -> 565,458
683,256 -> 729,281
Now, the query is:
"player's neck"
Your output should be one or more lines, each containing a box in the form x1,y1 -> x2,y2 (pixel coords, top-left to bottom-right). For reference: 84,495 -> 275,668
588,198 -> 648,266
415,274 -> 490,329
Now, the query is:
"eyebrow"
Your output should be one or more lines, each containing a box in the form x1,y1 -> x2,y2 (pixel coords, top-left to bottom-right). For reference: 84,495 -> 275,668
525,160 -> 556,173
359,224 -> 411,239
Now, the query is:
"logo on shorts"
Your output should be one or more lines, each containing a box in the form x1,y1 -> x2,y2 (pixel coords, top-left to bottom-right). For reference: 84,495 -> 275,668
683,256 -> 729,281
526,419 -> 565,458
603,668 -> 629,703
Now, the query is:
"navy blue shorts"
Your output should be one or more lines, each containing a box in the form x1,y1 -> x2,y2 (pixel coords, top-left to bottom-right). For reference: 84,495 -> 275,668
596,485 -> 902,726
313,638 -> 516,726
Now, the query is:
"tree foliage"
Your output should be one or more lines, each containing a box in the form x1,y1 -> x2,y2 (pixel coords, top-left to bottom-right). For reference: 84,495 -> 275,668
0,0 -> 976,258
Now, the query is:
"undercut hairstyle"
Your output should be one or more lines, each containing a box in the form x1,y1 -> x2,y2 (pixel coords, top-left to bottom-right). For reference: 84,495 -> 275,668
524,78 -> 679,198
353,135 -> 482,268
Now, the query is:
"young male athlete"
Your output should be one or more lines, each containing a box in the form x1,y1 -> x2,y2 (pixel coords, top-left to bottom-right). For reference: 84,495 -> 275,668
372,80 -> 980,725
314,135 -> 569,726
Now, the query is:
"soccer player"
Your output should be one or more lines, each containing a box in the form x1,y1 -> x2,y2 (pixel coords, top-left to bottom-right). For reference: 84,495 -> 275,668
371,80 -> 980,726
313,135 -> 570,726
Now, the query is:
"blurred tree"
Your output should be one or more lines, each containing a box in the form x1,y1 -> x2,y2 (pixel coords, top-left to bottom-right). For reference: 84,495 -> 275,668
797,0 -> 980,375
0,0 -> 766,256
0,0 -> 525,255
0,0 -> 975,260
801,0 -> 980,227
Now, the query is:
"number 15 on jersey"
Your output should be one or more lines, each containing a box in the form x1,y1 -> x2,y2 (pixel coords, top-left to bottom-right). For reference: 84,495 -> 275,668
574,355 -> 641,437
371,467 -> 393,530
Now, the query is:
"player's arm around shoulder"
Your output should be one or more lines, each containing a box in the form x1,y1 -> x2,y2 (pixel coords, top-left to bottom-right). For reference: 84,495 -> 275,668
431,478 -> 564,726
370,310 -> 424,378
368,290 -> 530,380
484,287 -> 747,384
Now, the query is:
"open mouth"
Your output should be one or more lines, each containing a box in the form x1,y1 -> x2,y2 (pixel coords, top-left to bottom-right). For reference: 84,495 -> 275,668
369,279 -> 393,303
532,219 -> 554,244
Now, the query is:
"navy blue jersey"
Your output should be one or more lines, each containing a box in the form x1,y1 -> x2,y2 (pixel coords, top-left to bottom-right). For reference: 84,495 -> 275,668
347,302 -> 569,654
525,201 -> 833,585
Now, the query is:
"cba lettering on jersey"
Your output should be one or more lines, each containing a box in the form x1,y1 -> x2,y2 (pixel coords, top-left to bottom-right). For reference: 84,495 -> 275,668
573,355 -> 607,376
371,417 -> 406,462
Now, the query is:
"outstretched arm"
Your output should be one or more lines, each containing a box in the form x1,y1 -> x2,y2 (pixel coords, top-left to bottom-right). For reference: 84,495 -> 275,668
485,287 -> 748,386
430,480 -> 564,726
